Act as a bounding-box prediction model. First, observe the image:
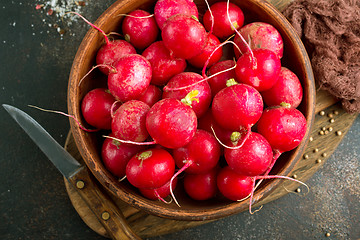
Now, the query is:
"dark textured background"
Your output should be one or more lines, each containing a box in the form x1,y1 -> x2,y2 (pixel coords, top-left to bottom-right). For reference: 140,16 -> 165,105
0,1 -> 359,239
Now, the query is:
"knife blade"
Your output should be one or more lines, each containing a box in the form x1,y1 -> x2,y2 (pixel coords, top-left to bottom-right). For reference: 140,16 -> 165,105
3,104 -> 140,240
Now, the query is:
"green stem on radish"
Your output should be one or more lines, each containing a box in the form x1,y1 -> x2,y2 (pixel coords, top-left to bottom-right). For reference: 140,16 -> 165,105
210,125 -> 251,150
181,90 -> 200,107
226,78 -> 238,87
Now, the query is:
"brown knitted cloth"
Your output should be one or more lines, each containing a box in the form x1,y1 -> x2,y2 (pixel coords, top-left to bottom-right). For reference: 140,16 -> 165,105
282,0 -> 360,113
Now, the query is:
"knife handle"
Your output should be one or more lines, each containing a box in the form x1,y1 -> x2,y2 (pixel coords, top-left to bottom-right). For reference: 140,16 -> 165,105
68,166 -> 141,240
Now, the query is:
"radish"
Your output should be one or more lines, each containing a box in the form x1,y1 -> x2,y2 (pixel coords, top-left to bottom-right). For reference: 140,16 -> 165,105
217,166 -> 254,201
101,134 -> 146,178
108,54 -> 152,102
146,98 -> 197,149
261,67 -> 303,108
111,100 -> 150,142
172,129 -> 221,174
203,1 -> 244,39
257,106 -> 307,154
257,106 -> 307,175
81,88 -> 118,130
207,60 -> 237,97
217,166 -> 308,213
126,148 -> 175,189
187,33 -> 223,69
136,84 -> 162,107
224,132 -> 273,176
234,22 -> 284,59
162,72 -> 212,118
68,12 -> 136,75
154,0 -> 199,29
161,14 -> 208,59
184,167 -> 219,201
142,41 -> 187,86
139,177 -> 178,202
211,83 -> 263,148
235,48 -> 281,92
96,40 -> 136,75
122,9 -> 159,50
170,129 -> 221,206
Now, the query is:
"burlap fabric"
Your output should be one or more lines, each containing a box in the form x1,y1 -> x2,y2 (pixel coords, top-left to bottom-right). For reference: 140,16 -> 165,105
283,0 -> 360,113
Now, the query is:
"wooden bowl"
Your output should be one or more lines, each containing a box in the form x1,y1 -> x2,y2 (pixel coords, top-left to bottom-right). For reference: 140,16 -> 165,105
68,0 -> 315,221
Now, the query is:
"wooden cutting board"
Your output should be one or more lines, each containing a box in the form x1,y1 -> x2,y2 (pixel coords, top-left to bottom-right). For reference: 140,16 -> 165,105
63,88 -> 358,238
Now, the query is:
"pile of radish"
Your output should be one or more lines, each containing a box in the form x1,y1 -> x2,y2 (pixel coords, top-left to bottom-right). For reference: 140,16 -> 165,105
78,0 -> 307,211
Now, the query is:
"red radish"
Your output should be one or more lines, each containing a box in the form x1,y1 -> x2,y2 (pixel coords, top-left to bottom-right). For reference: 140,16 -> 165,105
136,84 -> 162,107
146,98 -> 197,149
67,12 -> 136,75
161,14 -> 208,59
234,22 -> 283,59
184,167 -> 218,201
172,129 -> 221,174
154,0 -> 199,29
217,166 -> 309,213
187,33 -> 223,69
111,100 -> 150,142
142,41 -> 187,86
81,88 -> 118,130
212,83 -> 263,132
224,132 -> 273,176
217,166 -> 254,201
261,67 -> 303,108
126,148 -> 175,189
207,60 -> 237,97
257,106 -> 307,153
203,1 -> 244,39
101,134 -> 146,178
139,177 -> 178,202
96,40 -> 136,75
198,108 -> 232,145
108,54 -> 152,102
162,72 -> 212,118
235,48 -> 281,92
122,9 -> 159,50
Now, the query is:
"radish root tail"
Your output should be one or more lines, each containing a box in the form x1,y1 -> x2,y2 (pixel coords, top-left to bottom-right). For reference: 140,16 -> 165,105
28,105 -> 99,132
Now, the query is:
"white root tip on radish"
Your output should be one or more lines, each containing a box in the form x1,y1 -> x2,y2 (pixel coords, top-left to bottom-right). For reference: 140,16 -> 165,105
248,175 -> 310,214
28,105 -> 99,133
170,160 -> 194,208
116,13 -> 154,18
118,175 -> 127,182
155,191 -> 173,205
102,135 -> 156,146
78,64 -> 117,87
202,40 -> 239,78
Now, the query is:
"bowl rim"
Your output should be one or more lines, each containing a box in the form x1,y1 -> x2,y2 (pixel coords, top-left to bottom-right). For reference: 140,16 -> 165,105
67,0 -> 315,221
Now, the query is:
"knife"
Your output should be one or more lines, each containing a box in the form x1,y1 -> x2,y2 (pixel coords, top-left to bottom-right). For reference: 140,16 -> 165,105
2,104 -> 141,240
